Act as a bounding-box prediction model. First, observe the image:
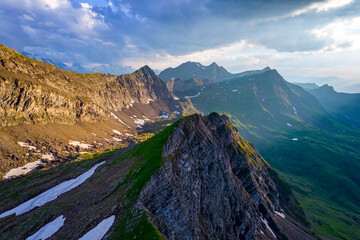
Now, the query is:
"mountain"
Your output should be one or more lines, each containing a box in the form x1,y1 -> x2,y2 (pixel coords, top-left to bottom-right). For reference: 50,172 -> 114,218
0,44 -> 197,179
0,113 -> 315,239
292,82 -> 319,90
159,61 -> 273,83
310,84 -> 360,125
171,68 -> 360,239
159,61 -> 233,82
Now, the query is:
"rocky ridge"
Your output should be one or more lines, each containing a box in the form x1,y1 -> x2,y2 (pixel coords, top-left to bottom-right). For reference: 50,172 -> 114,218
139,113 -> 315,240
0,44 -> 173,126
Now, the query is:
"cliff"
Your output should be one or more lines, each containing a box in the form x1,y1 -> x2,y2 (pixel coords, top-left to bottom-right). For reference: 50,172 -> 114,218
0,44 -> 173,126
139,113 -> 314,240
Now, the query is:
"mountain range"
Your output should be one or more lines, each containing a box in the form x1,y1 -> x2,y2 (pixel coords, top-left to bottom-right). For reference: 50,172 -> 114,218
1,44 -> 360,239
159,62 -> 360,239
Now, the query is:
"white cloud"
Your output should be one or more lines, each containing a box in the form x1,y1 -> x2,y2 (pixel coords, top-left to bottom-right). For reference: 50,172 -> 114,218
2,0 -> 107,38
292,0 -> 354,16
312,16 -> 360,51
260,0 -> 354,22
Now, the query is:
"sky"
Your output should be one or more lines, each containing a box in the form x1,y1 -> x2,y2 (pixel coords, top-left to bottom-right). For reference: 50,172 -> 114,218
0,0 -> 360,90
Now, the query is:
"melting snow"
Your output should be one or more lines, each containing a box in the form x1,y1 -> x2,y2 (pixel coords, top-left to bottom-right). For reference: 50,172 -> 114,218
79,215 -> 115,240
145,99 -> 154,104
292,106 -> 298,115
286,123 -> 292,127
69,141 -> 92,149
18,142 -> 36,151
112,130 -> 122,135
261,217 -> 277,239
0,161 -> 105,218
184,93 -> 201,98
275,211 -> 285,219
173,111 -> 180,115
157,112 -> 170,119
175,105 -> 179,108
41,154 -> 54,161
110,112 -> 131,129
292,138 -> 298,141
133,118 -> 145,125
26,215 -> 65,240
3,160 -> 43,179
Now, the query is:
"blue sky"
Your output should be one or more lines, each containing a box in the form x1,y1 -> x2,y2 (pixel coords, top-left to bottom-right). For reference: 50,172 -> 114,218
0,0 -> 359,89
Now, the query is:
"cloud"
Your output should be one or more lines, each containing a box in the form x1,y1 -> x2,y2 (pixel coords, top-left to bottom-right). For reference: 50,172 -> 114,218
312,16 -> 360,51
0,0 -> 360,84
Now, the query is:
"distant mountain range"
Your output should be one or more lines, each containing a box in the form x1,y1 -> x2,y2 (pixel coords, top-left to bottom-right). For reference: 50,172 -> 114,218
159,61 -> 272,82
309,84 -> 360,125
167,62 -> 360,239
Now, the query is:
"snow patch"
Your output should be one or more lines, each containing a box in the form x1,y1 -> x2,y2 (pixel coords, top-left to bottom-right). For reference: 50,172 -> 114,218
112,137 -> 122,142
18,142 -> 36,151
69,141 -> 92,149
110,112 -> 131,129
133,118 -> 145,125
292,138 -> 298,141
125,133 -> 134,137
26,215 -> 65,240
231,89 -> 238,92
184,92 -> 201,98
261,217 -> 277,239
79,215 -> 115,240
3,160 -> 43,179
145,99 -> 155,104
0,161 -> 105,218
157,112 -> 170,119
275,211 -> 285,219
112,130 -> 122,135
286,123 -> 292,127
292,106 -> 298,115
173,96 -> 180,100
173,111 -> 180,115
41,154 -> 54,161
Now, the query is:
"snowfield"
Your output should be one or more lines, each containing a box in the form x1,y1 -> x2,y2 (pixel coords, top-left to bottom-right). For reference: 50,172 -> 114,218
275,211 -> 285,219
0,161 -> 105,218
184,93 -> 201,98
69,141 -> 92,149
79,215 -> 115,240
261,217 -> 277,238
26,215 -> 65,240
112,130 -> 122,135
3,160 -> 43,179
18,142 -> 36,151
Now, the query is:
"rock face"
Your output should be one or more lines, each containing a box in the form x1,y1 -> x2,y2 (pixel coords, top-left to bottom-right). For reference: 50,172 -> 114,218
139,113 -> 314,240
0,44 -> 173,126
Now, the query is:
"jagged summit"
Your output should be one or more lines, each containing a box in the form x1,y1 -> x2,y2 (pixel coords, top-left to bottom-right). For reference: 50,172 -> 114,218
159,61 -> 232,82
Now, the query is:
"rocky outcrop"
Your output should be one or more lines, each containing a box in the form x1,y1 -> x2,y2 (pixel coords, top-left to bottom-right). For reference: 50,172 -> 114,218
139,113 -> 314,240
0,44 -> 173,126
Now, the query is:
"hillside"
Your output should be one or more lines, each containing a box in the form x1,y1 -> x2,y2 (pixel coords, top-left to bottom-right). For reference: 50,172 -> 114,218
0,44 -> 197,179
172,69 -> 360,239
310,84 -> 360,126
0,113 -> 315,239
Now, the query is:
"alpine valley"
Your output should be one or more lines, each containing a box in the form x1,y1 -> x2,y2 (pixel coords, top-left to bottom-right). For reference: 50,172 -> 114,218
0,45 -> 359,240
